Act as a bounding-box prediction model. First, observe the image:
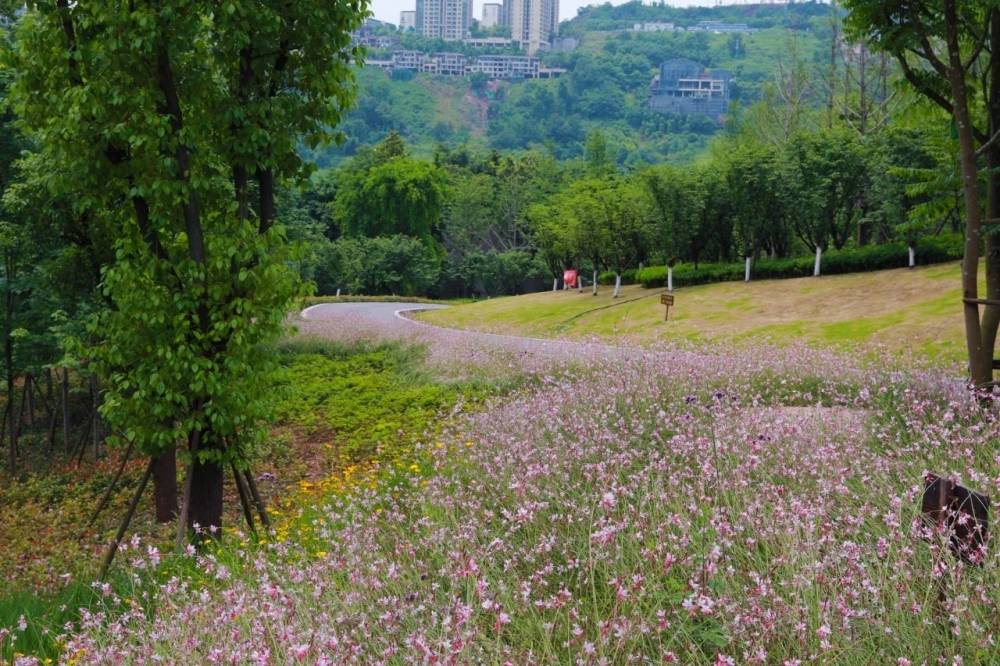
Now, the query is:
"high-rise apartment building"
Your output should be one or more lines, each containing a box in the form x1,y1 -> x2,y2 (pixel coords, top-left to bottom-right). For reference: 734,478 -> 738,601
481,3 -> 502,29
400,10 -> 416,31
416,0 -> 473,41
504,0 -> 558,55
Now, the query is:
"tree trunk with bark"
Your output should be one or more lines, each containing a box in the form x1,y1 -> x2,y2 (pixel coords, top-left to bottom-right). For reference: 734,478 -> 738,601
981,9 -> 1000,366
188,451 -> 223,535
152,447 -> 178,523
61,368 -> 70,452
944,0 -> 991,387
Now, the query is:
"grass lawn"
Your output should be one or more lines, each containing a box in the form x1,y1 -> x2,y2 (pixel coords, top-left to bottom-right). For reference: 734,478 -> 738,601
417,261 -> 971,365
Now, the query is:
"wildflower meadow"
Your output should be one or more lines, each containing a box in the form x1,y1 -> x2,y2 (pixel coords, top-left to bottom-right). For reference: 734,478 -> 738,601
6,304 -> 992,665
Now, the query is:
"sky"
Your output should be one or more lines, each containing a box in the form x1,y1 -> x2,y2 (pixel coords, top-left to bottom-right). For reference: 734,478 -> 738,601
371,0 -> 717,26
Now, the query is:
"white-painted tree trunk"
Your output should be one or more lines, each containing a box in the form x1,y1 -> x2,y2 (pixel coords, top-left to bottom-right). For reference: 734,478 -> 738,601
613,273 -> 622,298
336,288 -> 341,297
908,245 -> 915,268
813,246 -> 822,277
552,277 -> 558,292
744,257 -> 751,282
577,275 -> 583,292
592,270 -> 598,296
667,266 -> 673,292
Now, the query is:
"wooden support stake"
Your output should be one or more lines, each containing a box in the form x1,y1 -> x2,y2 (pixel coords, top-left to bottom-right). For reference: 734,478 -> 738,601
243,468 -> 271,530
99,456 -> 155,580
83,440 -> 135,537
231,461 -> 256,534
74,409 -> 94,465
175,431 -> 200,550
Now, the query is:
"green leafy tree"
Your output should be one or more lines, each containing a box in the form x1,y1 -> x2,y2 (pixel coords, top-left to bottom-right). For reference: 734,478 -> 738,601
317,235 -> 439,296
601,179 -> 654,297
723,142 -> 789,276
782,130 -> 870,275
640,164 -> 705,289
845,0 -> 997,387
335,156 -> 445,245
7,0 -> 367,537
525,200 -> 576,292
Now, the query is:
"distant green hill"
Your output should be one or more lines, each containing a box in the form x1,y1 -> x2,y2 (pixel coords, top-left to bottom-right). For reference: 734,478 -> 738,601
310,2 -> 831,166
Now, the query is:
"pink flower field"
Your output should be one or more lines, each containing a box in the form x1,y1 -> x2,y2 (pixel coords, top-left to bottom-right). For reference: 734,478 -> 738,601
26,308 -> 1000,664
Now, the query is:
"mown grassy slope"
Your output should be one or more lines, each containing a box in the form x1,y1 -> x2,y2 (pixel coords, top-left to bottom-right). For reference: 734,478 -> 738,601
417,262 -> 971,365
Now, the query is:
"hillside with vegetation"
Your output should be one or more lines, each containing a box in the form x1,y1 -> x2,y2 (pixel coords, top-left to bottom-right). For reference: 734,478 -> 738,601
312,1 -> 832,165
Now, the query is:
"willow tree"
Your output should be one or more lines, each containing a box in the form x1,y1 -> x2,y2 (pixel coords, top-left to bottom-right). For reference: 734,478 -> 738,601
6,0 -> 366,536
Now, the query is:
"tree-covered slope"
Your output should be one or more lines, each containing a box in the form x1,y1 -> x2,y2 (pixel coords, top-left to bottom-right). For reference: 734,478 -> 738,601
311,2 -> 831,166
305,68 -> 492,166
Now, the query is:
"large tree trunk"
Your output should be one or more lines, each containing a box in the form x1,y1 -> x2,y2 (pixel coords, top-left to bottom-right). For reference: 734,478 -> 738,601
188,458 -> 223,536
945,0 -> 991,387
813,246 -> 823,277
612,273 -> 622,298
25,375 -> 34,430
187,435 -> 223,536
4,252 -> 13,476
981,9 -> 1000,365
152,447 -> 178,523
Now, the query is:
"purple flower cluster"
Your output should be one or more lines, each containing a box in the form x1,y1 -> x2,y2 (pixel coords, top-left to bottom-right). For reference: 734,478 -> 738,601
41,306 -> 1000,663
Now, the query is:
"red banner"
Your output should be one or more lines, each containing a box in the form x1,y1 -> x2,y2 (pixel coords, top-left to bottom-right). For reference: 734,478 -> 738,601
563,269 -> 578,288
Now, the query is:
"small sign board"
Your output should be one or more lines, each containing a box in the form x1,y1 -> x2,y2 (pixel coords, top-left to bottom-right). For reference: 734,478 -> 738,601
660,292 -> 674,320
921,473 -> 990,564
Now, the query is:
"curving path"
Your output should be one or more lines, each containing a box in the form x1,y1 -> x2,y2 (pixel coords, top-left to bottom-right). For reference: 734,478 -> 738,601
296,301 -> 668,369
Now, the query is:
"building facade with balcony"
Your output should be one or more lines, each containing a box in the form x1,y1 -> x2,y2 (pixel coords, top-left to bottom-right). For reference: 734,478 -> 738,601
649,58 -> 731,119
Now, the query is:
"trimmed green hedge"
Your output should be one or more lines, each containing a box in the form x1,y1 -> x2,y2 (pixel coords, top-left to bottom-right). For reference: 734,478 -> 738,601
597,234 -> 964,289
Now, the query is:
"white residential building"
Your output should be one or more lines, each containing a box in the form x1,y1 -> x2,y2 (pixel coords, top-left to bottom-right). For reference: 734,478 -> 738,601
400,10 -> 416,31
632,22 -> 675,32
371,51 -> 565,80
504,0 -> 558,55
416,0 -> 474,41
481,3 -> 502,28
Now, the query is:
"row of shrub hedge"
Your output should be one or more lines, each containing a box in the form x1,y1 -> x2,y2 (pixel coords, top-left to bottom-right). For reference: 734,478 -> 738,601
596,234 -> 964,289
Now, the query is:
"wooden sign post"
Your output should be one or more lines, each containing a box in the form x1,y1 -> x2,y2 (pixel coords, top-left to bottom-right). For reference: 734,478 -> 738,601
660,292 -> 674,320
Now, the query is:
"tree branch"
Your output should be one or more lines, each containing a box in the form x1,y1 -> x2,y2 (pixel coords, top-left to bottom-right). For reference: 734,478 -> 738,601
155,40 -> 205,264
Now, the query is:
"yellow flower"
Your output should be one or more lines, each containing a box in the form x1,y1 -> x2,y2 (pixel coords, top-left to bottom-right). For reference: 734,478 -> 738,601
409,463 -> 420,472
